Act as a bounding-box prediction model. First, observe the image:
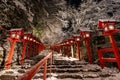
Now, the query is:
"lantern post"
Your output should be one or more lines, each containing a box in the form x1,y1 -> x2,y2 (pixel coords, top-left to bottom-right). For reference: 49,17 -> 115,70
34,38 -> 39,55
68,39 -> 74,58
6,28 -> 24,69
31,36 -> 36,57
62,42 -> 66,56
98,19 -> 120,69
73,35 -> 81,61
80,31 -> 92,64
21,32 -> 30,65
27,33 -> 33,59
35,38 -> 40,55
59,43 -> 63,54
65,40 -> 71,57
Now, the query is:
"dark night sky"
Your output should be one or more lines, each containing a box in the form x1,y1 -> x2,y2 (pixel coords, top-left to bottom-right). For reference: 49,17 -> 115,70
65,0 -> 82,9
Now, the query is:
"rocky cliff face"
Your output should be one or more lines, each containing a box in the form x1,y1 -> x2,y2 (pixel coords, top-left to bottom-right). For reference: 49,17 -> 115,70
0,0 -> 120,45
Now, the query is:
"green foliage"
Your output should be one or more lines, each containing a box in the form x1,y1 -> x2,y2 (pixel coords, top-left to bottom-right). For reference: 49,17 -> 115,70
32,19 -> 47,37
33,28 -> 43,38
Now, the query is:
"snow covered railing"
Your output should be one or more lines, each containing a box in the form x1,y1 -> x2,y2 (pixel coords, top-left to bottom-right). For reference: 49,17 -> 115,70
17,52 -> 53,80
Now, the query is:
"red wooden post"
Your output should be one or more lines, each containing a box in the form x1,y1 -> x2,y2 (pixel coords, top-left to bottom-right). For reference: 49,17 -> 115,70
6,28 -> 24,69
6,40 -> 16,69
64,41 -> 69,57
34,42 -> 38,55
31,37 -> 35,57
64,39 -> 74,57
61,43 -> 64,56
38,42 -> 41,54
61,43 -> 65,56
43,60 -> 47,80
80,31 -> 93,64
73,36 -> 81,61
37,41 -> 44,54
21,33 -> 31,65
35,41 -> 39,55
21,43 -> 27,65
27,34 -> 33,59
70,39 -> 74,58
35,38 -> 39,55
59,44 -> 62,54
17,52 -> 52,80
38,42 -> 42,54
41,43 -> 44,53
50,53 -> 52,78
109,34 -> 120,69
77,42 -> 81,61
98,19 -> 120,69
98,50 -> 105,68
35,43 -> 38,54
85,40 -> 92,64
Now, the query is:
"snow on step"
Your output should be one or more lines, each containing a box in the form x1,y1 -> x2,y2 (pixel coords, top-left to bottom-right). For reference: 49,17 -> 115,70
0,50 -> 120,80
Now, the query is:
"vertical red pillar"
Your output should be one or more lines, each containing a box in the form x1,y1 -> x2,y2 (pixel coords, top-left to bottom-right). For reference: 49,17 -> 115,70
34,43 -> 37,55
109,35 -> 120,70
73,36 -> 81,61
97,19 -> 120,69
62,46 -> 64,56
38,43 -> 41,54
31,42 -> 33,57
77,42 -> 81,61
85,40 -> 92,64
28,42 -> 32,59
6,40 -> 16,69
37,44 -> 39,54
43,60 -> 47,80
71,45 -> 74,58
21,43 -> 27,65
98,50 -> 105,68
80,31 -> 93,64
6,28 -> 24,69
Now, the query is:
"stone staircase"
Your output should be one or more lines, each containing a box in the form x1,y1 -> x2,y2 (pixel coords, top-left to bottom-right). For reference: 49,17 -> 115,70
33,53 -> 120,80
0,51 -> 120,80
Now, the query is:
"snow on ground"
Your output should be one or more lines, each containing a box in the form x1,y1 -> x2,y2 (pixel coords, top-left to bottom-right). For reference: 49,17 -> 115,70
0,51 -> 120,80
54,53 -> 79,61
32,73 -> 58,80
46,76 -> 58,80
0,69 -> 19,75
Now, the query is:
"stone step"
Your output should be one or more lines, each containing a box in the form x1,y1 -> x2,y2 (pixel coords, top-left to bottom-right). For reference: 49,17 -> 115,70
55,78 -> 82,80
48,65 -> 84,69
39,65 -> 101,73
0,75 -> 16,80
56,73 -> 96,79
53,60 -> 88,65
33,71 -> 112,79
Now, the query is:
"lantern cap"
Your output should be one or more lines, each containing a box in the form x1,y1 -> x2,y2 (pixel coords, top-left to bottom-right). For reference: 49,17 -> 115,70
24,32 -> 32,34
66,38 -> 74,41
98,19 -> 120,30
99,19 -> 119,22
73,34 -> 80,37
73,35 -> 81,41
10,28 -> 23,31
79,27 -> 93,32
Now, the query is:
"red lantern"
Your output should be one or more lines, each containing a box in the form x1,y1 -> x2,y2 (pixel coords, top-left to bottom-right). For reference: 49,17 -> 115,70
73,35 -> 81,61
80,31 -> 92,64
98,19 -> 120,70
6,28 -> 24,69
21,32 -> 31,65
